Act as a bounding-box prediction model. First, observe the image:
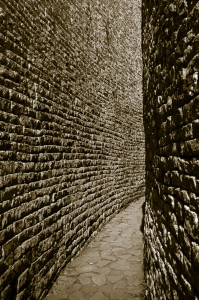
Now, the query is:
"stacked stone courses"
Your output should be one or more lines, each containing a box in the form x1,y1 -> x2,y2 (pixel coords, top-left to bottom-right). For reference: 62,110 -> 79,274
143,0 -> 199,299
0,0 -> 144,299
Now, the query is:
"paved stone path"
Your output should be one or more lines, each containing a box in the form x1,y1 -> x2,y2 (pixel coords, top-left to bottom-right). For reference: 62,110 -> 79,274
44,197 -> 145,300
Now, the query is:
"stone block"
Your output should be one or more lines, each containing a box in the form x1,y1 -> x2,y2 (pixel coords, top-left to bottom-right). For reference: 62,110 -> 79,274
191,242 -> 199,270
2,236 -> 19,258
184,206 -> 199,240
17,269 -> 30,293
0,285 -> 11,299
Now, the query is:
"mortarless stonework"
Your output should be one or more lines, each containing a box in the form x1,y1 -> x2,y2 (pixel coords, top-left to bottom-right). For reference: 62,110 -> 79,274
0,0 -> 144,299
143,0 -> 199,299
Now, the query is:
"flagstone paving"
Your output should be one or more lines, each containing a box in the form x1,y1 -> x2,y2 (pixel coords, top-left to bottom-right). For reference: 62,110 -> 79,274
43,196 -> 145,300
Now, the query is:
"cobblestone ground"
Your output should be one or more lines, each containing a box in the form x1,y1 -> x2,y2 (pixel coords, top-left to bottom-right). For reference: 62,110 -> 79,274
44,197 -> 145,300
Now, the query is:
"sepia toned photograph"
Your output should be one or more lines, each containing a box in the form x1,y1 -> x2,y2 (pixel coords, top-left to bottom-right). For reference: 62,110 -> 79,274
0,0 -> 198,299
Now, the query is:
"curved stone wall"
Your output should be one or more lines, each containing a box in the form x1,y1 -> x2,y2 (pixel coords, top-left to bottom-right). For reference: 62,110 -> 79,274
143,1 -> 199,298
0,0 -> 144,299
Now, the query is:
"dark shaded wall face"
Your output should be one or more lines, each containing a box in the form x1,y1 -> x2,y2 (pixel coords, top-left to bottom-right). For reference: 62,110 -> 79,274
143,0 -> 199,299
0,0 -> 144,299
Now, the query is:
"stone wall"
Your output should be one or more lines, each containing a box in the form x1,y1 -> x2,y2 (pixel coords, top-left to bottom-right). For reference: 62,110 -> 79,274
0,0 -> 144,299
143,0 -> 199,299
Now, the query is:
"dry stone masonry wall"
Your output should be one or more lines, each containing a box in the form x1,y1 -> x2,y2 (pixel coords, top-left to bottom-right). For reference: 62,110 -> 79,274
0,0 -> 144,299
143,0 -> 199,299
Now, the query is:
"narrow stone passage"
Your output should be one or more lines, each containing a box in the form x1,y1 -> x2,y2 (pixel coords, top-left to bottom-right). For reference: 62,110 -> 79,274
44,197 -> 145,300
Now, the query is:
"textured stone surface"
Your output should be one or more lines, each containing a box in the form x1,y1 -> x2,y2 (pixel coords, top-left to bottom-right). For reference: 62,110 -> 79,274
43,197 -> 145,300
0,0 -> 144,299
143,1 -> 199,299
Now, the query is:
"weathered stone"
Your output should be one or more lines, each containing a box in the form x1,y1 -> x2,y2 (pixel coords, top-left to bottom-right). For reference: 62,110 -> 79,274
143,1 -> 199,298
0,0 -> 144,298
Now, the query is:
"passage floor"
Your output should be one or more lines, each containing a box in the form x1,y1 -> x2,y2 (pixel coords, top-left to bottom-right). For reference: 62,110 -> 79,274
44,196 -> 145,300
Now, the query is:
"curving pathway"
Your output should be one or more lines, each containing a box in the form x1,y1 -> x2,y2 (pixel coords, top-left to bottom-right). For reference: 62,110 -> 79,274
44,197 -> 145,300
